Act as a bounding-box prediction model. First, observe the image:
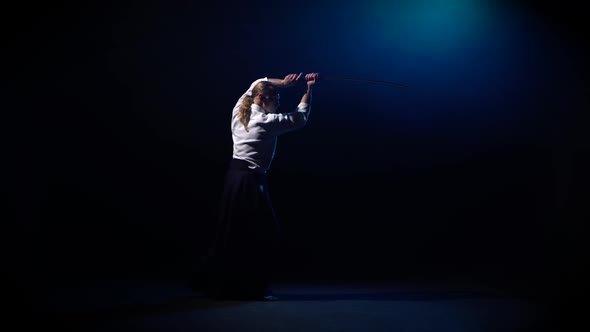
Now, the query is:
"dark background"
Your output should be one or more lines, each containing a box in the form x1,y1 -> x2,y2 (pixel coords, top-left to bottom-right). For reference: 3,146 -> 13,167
7,0 -> 588,303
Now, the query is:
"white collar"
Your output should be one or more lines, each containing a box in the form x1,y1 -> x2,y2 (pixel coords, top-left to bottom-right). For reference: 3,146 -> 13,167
251,103 -> 268,114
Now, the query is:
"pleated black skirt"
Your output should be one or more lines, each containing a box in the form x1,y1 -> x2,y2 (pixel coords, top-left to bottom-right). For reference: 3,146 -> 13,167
203,159 -> 280,299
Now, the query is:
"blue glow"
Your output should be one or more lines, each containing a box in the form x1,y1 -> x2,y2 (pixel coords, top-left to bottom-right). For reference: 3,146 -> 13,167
272,0 -> 566,173
360,0 -> 493,58
299,0 -> 548,123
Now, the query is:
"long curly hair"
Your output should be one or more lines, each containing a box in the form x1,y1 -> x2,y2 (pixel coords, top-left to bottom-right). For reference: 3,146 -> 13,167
238,81 -> 278,131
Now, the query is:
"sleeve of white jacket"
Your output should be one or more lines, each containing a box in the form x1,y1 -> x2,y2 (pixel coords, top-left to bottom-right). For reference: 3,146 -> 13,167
260,102 -> 310,135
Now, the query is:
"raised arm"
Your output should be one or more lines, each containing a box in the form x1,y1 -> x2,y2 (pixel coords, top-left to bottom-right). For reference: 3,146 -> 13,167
290,72 -> 318,127
301,73 -> 318,105
260,72 -> 319,134
267,73 -> 303,88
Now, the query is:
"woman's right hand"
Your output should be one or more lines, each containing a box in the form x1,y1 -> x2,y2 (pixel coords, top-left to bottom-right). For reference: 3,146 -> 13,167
306,73 -> 319,87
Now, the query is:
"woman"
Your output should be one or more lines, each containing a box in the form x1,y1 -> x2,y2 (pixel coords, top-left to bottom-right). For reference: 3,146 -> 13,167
203,72 -> 318,301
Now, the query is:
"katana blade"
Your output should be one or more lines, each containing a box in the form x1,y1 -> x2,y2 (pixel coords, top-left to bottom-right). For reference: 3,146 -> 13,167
320,75 -> 408,88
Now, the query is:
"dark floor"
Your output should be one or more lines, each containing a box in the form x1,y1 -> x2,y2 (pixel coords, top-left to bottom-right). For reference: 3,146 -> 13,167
11,277 -> 573,332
